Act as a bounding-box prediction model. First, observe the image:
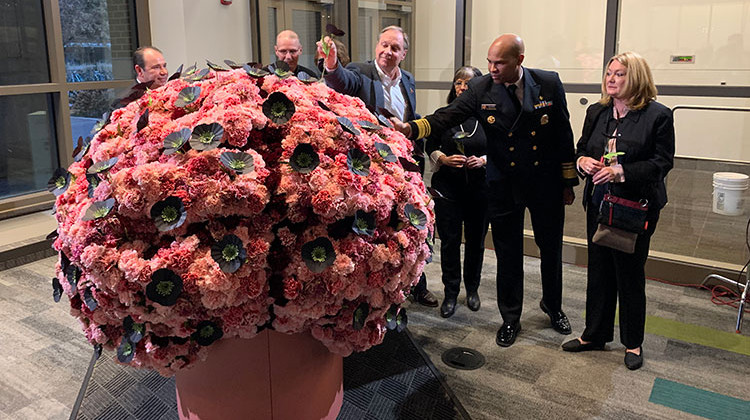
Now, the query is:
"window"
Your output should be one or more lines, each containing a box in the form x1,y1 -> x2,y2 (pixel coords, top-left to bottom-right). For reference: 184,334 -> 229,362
0,0 -> 141,216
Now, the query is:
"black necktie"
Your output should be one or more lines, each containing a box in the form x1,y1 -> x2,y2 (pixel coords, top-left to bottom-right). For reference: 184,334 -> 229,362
507,84 -> 521,114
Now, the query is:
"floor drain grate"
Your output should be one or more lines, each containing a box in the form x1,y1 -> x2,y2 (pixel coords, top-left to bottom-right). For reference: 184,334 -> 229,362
441,347 -> 485,370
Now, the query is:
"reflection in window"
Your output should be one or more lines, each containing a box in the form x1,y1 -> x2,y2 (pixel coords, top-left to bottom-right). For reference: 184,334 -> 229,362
59,0 -> 137,82
267,7 -> 278,65
0,94 -> 58,199
69,89 -> 116,145
0,0 -> 50,86
291,9 -> 322,71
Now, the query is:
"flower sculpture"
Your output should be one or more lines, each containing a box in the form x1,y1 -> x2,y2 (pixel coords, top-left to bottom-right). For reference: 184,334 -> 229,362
49,65 -> 433,375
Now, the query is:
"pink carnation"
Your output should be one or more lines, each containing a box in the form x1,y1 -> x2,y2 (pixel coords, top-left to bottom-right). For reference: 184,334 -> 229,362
52,68 -> 434,375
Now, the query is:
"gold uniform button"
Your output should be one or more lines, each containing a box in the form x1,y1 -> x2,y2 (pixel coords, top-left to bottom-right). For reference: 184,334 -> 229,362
487,116 -> 495,124
532,145 -> 537,150
509,146 -> 515,152
510,162 -> 516,167
508,132 -> 513,137
531,131 -> 536,136
534,161 -> 539,166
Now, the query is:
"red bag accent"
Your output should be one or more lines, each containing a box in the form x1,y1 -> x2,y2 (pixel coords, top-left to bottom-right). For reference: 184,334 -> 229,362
603,194 -> 648,211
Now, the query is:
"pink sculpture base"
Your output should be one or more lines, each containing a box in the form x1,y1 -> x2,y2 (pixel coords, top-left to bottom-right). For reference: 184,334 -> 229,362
175,330 -> 343,419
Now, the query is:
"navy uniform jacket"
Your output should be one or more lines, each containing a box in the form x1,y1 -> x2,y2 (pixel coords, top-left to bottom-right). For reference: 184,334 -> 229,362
576,101 -> 674,213
410,68 -> 578,210
324,61 -> 419,121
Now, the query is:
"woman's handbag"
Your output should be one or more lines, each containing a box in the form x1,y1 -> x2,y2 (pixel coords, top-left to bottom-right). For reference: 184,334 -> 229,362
593,190 -> 649,253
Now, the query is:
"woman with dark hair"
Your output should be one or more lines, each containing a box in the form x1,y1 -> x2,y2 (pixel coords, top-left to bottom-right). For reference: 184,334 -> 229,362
562,52 -> 674,370
426,66 -> 489,318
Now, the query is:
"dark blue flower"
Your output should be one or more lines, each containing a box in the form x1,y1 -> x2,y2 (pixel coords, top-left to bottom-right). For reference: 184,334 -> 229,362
192,320 -> 223,346
374,142 -> 397,163
347,149 -> 371,176
337,116 -> 360,136
190,123 -> 224,151
352,302 -> 369,330
220,152 -> 255,175
352,210 -> 376,236
263,92 -> 295,124
47,168 -> 71,196
146,268 -> 183,306
150,196 -> 187,232
82,198 -> 116,221
117,338 -> 136,363
289,144 -> 319,174
163,128 -> 192,155
87,157 -> 118,175
175,86 -> 201,107
404,204 -> 427,230
211,234 -> 246,273
301,237 -> 335,273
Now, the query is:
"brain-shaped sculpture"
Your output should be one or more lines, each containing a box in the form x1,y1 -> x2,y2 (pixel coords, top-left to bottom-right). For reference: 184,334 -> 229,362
50,66 -> 434,375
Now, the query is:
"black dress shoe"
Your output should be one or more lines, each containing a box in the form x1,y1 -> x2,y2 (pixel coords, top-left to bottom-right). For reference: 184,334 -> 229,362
414,289 -> 438,307
495,322 -> 521,347
561,338 -> 605,352
466,292 -> 480,311
624,349 -> 643,370
540,301 -> 572,335
440,297 -> 457,318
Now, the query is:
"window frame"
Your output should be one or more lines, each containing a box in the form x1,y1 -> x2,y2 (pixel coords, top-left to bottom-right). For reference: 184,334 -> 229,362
0,0 -> 150,219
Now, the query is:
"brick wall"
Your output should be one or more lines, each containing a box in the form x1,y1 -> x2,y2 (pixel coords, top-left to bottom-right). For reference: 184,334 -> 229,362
107,0 -> 135,59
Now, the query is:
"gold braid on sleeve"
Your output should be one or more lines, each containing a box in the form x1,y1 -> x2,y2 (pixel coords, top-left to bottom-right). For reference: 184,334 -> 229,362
414,118 -> 431,140
561,162 -> 577,180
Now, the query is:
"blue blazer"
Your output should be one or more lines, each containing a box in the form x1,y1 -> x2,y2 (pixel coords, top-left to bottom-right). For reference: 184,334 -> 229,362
324,61 -> 419,120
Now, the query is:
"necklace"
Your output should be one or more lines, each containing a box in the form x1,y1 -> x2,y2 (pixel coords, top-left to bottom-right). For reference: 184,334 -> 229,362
459,121 -> 479,137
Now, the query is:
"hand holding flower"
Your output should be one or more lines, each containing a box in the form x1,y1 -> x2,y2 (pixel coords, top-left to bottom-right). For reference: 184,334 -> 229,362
579,156 -> 604,175
439,154 -> 467,168
592,166 -> 615,185
464,155 -> 485,169
316,36 -> 338,70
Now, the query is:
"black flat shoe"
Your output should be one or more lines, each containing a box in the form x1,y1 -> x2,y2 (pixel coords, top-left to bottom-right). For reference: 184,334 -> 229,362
495,322 -> 521,347
561,338 -> 605,352
624,349 -> 643,370
540,300 -> 572,335
440,297 -> 457,318
466,292 -> 480,312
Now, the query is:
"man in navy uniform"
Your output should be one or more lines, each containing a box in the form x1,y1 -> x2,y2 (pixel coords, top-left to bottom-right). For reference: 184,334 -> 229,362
318,26 -> 438,308
394,34 -> 578,346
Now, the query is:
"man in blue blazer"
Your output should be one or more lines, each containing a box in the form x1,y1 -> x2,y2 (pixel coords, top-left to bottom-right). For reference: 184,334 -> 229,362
318,26 -> 437,308
396,34 -> 579,345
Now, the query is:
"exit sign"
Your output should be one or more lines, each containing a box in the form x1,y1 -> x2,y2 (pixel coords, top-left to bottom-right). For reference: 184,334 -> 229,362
670,55 -> 695,64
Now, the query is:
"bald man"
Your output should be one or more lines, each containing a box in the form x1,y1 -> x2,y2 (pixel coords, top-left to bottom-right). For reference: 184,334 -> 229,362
273,30 -> 320,78
395,34 -> 578,346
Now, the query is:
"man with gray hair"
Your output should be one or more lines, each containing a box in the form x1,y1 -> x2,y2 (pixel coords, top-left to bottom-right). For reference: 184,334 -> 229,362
317,26 -> 437,308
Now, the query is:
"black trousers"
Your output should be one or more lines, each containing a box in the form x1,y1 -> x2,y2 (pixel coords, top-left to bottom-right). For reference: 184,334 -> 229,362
434,188 -> 489,299
489,197 -> 565,325
581,205 -> 658,349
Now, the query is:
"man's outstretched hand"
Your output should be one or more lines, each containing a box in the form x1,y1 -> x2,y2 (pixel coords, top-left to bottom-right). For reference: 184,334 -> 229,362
390,118 -> 411,138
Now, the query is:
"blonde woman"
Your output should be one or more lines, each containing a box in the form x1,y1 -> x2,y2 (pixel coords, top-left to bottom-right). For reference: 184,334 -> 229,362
563,52 -> 675,370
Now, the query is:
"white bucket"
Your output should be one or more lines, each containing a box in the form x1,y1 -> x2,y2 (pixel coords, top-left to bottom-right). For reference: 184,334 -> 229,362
712,172 -> 749,216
